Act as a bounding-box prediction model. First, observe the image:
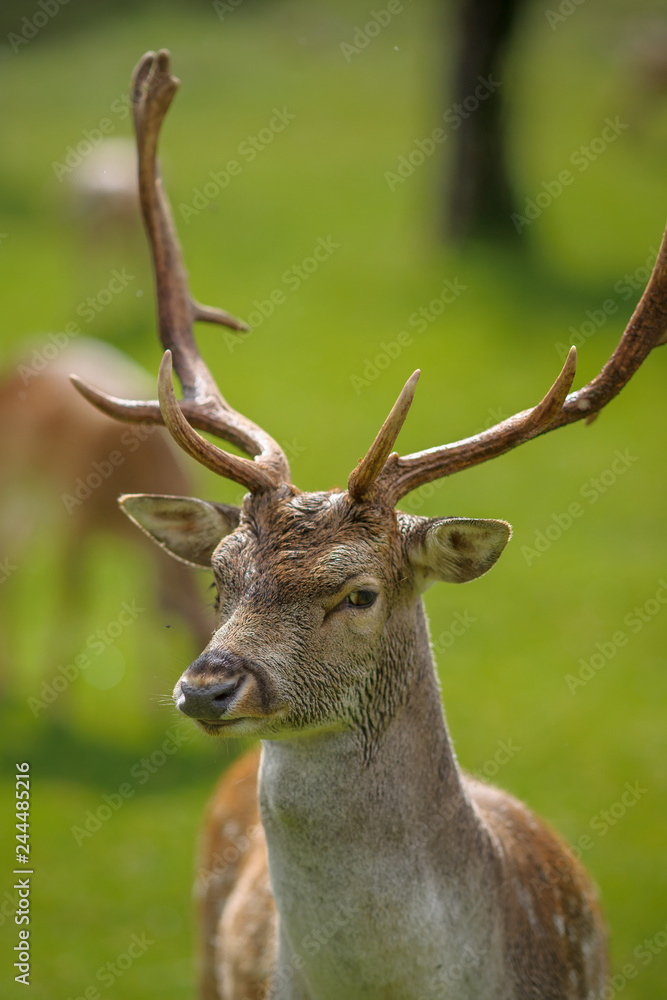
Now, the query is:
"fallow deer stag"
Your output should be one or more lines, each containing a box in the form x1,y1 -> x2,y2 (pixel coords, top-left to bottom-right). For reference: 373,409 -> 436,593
72,51 -> 667,1000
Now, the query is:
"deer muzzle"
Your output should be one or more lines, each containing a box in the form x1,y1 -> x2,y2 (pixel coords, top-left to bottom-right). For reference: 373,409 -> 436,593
174,649 -> 253,721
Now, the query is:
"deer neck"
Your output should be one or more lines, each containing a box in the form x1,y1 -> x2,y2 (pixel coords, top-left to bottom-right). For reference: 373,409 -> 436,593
258,599 -> 500,999
259,599 -> 463,829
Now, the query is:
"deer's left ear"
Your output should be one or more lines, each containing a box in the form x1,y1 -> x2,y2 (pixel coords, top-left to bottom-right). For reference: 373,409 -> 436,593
408,517 -> 511,585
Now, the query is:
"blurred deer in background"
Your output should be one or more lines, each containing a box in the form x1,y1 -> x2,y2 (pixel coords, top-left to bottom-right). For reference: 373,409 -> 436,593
0,339 -> 215,669
1,129 -> 212,688
67,137 -> 139,246
72,52 -> 666,1000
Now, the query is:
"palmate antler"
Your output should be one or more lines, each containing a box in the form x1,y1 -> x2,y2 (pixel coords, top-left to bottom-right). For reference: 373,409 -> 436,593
70,50 -> 289,494
73,49 -> 666,506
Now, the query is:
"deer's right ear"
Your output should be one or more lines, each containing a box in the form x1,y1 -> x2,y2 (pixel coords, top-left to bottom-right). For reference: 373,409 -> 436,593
119,494 -> 240,567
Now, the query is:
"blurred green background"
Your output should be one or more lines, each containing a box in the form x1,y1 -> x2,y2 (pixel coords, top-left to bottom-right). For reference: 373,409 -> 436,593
1,0 -> 666,997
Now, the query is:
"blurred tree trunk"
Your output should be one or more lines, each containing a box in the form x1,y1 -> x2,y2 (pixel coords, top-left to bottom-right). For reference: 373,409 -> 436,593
445,0 -> 525,245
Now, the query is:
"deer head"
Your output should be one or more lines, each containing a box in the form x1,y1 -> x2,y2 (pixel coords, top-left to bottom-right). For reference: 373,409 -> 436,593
72,51 -> 667,748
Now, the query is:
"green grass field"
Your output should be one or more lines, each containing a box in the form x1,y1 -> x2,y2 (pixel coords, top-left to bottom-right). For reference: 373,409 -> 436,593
1,1 -> 666,997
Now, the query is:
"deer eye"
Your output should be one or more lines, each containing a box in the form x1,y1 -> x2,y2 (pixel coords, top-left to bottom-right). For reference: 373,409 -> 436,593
344,589 -> 377,608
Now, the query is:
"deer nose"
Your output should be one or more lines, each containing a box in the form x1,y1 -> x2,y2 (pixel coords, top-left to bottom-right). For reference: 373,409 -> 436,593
175,649 -> 249,719
176,678 -> 244,719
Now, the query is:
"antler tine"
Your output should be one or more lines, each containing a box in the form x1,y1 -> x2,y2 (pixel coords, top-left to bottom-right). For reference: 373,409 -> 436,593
377,350 -> 577,502
379,223 -> 667,505
71,49 -> 291,491
158,352 -> 274,491
69,373 -> 275,459
348,371 -> 420,501
551,223 -> 667,422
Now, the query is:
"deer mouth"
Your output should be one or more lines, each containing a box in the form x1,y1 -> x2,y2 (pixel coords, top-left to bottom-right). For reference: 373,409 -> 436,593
195,715 -> 281,738
196,717 -> 248,734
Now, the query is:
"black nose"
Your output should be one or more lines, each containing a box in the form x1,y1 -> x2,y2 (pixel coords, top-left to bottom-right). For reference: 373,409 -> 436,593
176,678 -> 243,719
174,649 -> 250,720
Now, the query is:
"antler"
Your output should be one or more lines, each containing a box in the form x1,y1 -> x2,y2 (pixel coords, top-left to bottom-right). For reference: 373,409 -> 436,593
351,226 -> 667,505
348,371 -> 421,500
70,50 -> 290,493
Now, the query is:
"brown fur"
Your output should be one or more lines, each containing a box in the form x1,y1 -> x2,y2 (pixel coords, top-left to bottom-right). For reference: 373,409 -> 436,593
199,754 -> 607,999
470,779 -> 607,998
198,749 -> 275,1000
128,486 -> 607,998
